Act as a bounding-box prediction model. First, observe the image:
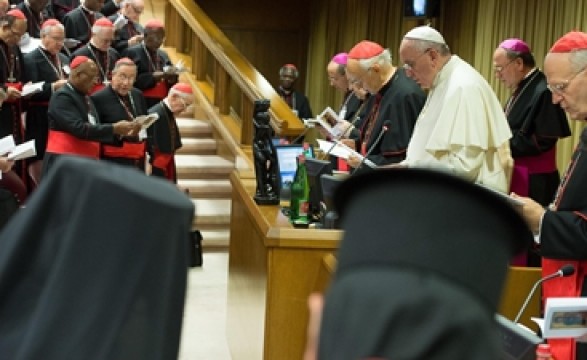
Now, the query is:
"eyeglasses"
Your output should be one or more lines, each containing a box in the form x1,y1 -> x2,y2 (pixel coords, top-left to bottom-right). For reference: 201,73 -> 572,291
402,48 -> 431,71
115,73 -> 135,83
347,67 -> 373,86
130,4 -> 144,14
493,58 -> 517,73
547,67 -> 586,95
50,36 -> 65,43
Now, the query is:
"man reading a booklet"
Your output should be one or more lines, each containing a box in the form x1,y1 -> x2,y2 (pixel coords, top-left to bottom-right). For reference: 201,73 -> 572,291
43,56 -> 140,177
92,57 -> 149,171
344,40 -> 425,171
147,82 -> 193,183
513,31 -> 587,360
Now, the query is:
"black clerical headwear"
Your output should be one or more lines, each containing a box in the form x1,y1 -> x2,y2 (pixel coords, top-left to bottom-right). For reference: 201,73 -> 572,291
0,156 -> 194,360
317,168 -> 532,359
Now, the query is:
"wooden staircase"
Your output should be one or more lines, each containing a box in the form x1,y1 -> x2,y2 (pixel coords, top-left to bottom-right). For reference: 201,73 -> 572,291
175,118 -> 234,248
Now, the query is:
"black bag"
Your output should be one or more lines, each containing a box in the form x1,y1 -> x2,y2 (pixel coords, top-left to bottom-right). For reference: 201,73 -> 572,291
189,230 -> 203,267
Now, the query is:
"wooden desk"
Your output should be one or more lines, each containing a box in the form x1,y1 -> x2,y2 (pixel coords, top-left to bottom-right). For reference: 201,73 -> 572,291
226,172 -> 341,360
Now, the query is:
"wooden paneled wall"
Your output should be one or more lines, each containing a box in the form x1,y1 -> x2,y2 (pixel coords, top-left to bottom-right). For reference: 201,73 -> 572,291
197,0 -> 312,94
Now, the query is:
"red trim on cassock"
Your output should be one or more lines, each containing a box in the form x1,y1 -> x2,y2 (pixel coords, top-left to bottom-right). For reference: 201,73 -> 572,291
152,150 -> 175,181
102,141 -> 145,160
4,82 -> 22,103
89,83 -> 106,95
142,81 -> 168,99
46,130 -> 100,159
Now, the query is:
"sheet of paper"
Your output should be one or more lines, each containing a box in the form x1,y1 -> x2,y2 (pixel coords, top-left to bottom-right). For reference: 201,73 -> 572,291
22,81 -> 45,97
317,139 -> 376,168
134,114 -> 159,130
541,297 -> 587,339
0,135 -> 15,155
7,139 -> 36,161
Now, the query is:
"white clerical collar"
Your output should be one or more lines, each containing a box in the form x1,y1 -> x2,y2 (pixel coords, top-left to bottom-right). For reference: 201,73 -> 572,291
82,5 -> 95,14
431,55 -> 458,90
163,98 -> 171,110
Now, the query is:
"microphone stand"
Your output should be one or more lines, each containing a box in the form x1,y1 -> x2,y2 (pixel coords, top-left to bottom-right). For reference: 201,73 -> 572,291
355,122 -> 391,172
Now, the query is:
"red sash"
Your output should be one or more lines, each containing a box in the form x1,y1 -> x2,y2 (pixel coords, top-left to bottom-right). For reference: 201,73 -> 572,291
46,130 -> 100,159
102,141 -> 146,160
142,81 -> 168,99
89,83 -> 106,95
543,258 -> 587,360
5,82 -> 22,104
152,150 -> 175,181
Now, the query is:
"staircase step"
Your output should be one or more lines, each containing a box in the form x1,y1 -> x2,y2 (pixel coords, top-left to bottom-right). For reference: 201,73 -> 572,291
177,138 -> 217,155
177,118 -> 213,138
175,155 -> 234,178
193,199 -> 231,227
200,229 -> 230,249
178,179 -> 231,198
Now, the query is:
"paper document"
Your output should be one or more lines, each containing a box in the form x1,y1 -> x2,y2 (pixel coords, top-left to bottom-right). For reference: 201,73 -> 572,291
0,135 -> 16,155
22,81 -> 45,97
533,297 -> 587,339
134,114 -> 159,130
7,140 -> 36,160
113,14 -> 127,30
317,139 -> 376,168
306,107 -> 346,138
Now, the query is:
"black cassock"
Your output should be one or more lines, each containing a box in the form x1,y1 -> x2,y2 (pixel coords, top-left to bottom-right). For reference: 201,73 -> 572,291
71,43 -> 120,92
24,47 -> 70,161
356,68 -> 425,170
147,101 -> 182,182
506,69 -> 571,206
91,85 -> 148,170
0,155 -> 193,360
63,6 -> 104,51
277,87 -> 313,121
16,2 -> 52,39
109,14 -> 144,54
43,83 -> 115,175
123,44 -> 174,108
54,0 -> 118,22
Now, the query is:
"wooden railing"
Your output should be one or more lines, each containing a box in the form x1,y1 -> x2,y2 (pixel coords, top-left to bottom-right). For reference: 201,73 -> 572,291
164,0 -> 305,149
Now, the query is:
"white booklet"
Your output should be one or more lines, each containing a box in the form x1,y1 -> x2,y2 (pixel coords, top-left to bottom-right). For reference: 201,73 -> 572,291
531,297 -> 587,339
7,139 -> 36,160
0,135 -> 16,155
22,81 -> 45,97
306,107 -> 345,138
134,114 -> 159,130
317,139 -> 376,168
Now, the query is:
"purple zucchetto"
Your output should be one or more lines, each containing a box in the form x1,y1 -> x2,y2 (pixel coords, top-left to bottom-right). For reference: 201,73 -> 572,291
331,52 -> 348,66
499,38 -> 531,53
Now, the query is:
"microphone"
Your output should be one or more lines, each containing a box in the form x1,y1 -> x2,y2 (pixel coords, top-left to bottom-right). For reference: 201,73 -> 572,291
290,120 -> 312,144
355,120 -> 392,172
319,115 -> 363,161
513,264 -> 575,323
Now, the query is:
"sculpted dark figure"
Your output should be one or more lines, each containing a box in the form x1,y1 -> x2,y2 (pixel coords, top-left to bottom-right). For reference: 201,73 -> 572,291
253,100 -> 279,205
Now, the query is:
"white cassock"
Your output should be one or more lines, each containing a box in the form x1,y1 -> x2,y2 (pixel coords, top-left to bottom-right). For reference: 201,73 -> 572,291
402,55 -> 512,192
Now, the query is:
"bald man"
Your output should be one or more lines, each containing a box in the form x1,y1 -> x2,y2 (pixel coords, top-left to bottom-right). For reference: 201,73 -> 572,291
43,56 -> 139,177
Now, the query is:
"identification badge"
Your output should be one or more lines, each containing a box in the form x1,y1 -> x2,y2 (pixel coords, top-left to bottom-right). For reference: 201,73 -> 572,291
88,114 -> 96,125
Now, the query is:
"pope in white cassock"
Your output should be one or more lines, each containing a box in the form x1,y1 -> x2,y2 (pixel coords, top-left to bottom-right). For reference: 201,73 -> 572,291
398,26 -> 513,193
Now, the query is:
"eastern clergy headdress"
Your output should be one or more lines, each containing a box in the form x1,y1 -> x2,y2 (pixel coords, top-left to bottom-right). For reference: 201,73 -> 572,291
499,38 -> 531,54
316,169 -> 532,359
6,9 -> 26,20
404,25 -> 447,45
70,55 -> 90,70
279,63 -> 299,78
550,31 -> 587,53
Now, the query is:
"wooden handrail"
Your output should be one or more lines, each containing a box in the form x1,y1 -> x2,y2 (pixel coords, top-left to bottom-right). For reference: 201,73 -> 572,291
165,0 -> 305,142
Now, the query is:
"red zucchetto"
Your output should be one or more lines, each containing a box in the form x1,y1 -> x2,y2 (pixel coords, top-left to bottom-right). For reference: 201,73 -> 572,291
41,19 -> 61,28
550,31 -> 587,53
7,9 -> 26,20
144,19 -> 164,29
70,55 -> 90,69
348,41 -> 384,60
172,82 -> 193,94
93,18 -> 114,28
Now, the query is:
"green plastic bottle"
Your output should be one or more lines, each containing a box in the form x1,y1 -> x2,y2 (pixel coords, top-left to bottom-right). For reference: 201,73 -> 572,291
289,155 -> 310,225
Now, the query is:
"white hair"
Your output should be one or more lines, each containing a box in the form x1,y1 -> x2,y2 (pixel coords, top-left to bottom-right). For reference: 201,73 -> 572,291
569,49 -> 587,73
357,48 -> 393,70
40,22 -> 64,37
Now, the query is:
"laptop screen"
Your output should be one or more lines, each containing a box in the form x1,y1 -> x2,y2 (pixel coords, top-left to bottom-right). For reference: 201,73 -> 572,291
274,144 -> 314,199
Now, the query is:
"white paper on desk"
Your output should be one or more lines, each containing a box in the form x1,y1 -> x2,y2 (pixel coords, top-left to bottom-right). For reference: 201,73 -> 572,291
22,81 -> 45,97
539,297 -> 587,339
7,139 -> 36,160
0,135 -> 16,155
134,113 -> 159,130
317,139 -> 377,168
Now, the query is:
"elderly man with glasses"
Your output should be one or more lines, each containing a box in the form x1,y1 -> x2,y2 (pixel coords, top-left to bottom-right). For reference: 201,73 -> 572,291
344,40 -> 425,172
110,0 -> 144,53
398,25 -> 512,193
513,31 -> 587,360
493,39 -> 571,267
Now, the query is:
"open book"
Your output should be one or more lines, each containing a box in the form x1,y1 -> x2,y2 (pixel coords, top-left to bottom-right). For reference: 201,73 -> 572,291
0,135 -> 16,155
306,107 -> 346,138
134,114 -> 159,130
7,140 -> 36,161
317,139 -> 377,169
532,297 -> 587,339
22,81 -> 45,97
